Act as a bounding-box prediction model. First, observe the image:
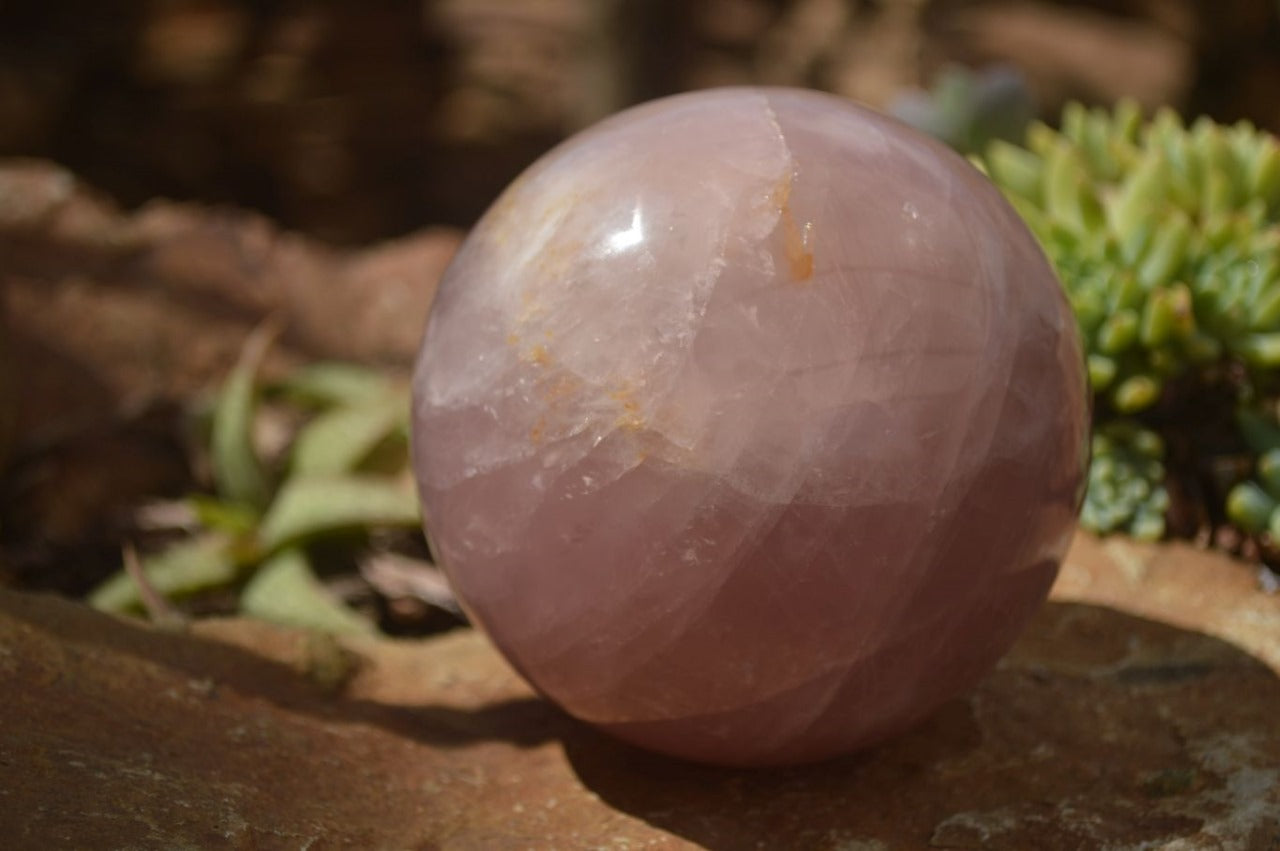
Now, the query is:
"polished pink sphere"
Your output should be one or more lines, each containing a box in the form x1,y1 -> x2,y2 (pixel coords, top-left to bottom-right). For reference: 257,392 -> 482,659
412,88 -> 1087,766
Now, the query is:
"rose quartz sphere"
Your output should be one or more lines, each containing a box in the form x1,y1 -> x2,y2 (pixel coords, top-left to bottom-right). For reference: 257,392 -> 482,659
412,88 -> 1088,766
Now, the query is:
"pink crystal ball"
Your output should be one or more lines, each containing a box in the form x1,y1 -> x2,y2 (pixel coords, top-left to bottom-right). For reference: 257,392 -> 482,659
412,88 -> 1088,766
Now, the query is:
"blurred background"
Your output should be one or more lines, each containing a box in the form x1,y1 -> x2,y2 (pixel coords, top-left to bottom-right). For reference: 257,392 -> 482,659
1,0 -> 1278,244
4,0 -> 1280,625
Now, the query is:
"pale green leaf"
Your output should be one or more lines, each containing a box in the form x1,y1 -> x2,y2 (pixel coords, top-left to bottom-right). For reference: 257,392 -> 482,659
290,392 -> 408,477
189,495 -> 261,536
212,322 -> 278,508
240,548 -> 374,636
985,139 -> 1042,203
258,474 -> 421,552
1111,374 -> 1162,413
1237,332 -> 1280,367
1227,482 -> 1277,535
89,533 -> 241,613
274,362 -> 395,408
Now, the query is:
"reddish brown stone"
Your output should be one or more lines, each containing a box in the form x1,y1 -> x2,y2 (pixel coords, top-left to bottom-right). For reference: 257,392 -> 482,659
0,159 -> 459,567
0,159 -> 460,449
2,534 -> 1278,848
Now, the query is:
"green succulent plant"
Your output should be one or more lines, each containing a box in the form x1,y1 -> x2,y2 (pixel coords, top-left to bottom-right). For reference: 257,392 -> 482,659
1225,407 -> 1280,537
979,101 -> 1280,416
974,99 -> 1280,548
89,325 -> 420,635
1081,420 -> 1169,541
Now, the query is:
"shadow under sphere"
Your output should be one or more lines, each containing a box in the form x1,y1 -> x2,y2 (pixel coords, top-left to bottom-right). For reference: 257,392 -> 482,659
563,601 -> 1280,850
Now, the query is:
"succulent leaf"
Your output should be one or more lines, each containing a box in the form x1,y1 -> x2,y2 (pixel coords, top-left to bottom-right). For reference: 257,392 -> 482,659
240,547 -> 375,636
289,392 -> 408,477
258,474 -> 421,553
1227,481 -> 1277,534
212,323 -> 278,509
1081,420 -> 1169,540
274,361 -> 396,408
89,534 -> 242,613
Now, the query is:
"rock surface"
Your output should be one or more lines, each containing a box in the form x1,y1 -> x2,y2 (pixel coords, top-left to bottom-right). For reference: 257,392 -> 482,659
0,159 -> 460,449
0,159 -> 460,574
414,87 -> 1088,765
2,533 -> 1278,849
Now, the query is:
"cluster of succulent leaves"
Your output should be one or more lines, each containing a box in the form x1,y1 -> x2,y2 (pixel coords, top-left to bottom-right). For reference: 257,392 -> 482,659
1080,421 -> 1169,541
1225,409 -> 1280,539
89,326 -> 419,634
974,100 -> 1280,543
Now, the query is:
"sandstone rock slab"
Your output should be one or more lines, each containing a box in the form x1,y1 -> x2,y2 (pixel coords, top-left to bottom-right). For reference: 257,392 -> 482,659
1,535 -> 1278,849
